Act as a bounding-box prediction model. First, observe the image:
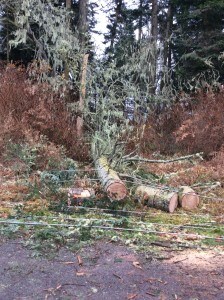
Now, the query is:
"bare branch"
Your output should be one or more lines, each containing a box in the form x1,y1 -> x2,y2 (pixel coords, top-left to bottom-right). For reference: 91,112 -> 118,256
122,152 -> 204,164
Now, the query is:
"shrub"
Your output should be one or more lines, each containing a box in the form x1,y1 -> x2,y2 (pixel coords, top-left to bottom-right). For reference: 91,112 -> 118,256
0,63 -> 89,162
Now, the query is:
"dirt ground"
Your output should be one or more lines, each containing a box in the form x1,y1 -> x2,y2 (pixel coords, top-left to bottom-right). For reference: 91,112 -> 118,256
0,237 -> 223,300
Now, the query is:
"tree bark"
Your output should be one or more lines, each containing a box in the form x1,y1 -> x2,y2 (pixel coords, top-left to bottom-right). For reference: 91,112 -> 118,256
66,0 -> 72,9
77,53 -> 89,137
138,0 -> 143,41
150,0 -> 158,94
135,185 -> 178,213
160,1 -> 173,91
179,186 -> 199,210
76,0 -> 89,137
78,0 -> 89,48
95,156 -> 128,201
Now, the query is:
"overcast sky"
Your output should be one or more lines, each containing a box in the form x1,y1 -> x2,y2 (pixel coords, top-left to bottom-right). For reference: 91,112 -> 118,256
91,0 -> 139,56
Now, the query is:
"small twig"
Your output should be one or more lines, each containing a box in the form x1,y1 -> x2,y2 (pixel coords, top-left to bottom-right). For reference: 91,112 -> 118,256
113,273 -> 122,280
173,258 -> 188,264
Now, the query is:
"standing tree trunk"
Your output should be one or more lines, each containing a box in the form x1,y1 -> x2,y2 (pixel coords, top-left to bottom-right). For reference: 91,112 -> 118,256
66,0 -> 72,9
6,7 -> 10,63
77,0 -> 89,49
160,1 -> 173,91
138,0 -> 143,41
77,53 -> 89,137
150,0 -> 158,94
64,0 -> 72,80
76,0 -> 89,138
109,0 -> 123,53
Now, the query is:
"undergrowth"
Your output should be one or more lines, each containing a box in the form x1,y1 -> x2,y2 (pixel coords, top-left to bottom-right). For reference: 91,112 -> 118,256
0,63 -> 224,255
0,64 -> 89,161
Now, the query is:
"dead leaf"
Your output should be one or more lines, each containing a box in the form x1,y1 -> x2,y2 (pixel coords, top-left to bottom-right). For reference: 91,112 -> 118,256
133,261 -> 142,269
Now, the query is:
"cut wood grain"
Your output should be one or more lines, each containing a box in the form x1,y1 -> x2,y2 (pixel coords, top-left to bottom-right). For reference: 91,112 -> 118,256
95,156 -> 127,201
179,186 -> 199,210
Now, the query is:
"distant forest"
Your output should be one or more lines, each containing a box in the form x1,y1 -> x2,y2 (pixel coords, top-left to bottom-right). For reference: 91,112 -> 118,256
1,0 -> 224,88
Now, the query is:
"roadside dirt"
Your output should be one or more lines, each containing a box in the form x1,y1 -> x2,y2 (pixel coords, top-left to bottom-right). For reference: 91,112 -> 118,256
0,237 -> 223,300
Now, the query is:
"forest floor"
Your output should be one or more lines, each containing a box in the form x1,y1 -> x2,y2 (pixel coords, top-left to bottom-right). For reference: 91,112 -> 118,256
0,235 -> 223,300
0,154 -> 224,300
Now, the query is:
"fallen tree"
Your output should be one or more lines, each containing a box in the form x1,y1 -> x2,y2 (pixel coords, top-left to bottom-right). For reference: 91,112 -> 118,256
95,156 -> 128,201
135,185 -> 178,213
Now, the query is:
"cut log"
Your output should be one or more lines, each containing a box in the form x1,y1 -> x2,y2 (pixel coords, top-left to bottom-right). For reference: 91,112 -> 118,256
95,156 -> 128,201
135,185 -> 178,213
179,186 -> 199,210
67,187 -> 95,206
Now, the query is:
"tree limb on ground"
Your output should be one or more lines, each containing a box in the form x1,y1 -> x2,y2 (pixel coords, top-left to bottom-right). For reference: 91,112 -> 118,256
122,152 -> 203,164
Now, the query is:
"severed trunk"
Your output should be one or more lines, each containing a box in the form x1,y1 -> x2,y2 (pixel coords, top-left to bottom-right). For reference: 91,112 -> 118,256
135,185 -> 178,213
95,156 -> 127,201
77,53 -> 89,137
179,186 -> 199,210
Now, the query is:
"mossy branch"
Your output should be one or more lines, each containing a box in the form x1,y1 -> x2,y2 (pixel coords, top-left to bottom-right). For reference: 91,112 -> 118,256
122,152 -> 204,164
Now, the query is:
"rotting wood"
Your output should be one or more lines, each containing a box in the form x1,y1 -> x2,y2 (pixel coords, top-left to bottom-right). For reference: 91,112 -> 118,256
135,185 -> 178,213
95,156 -> 127,201
179,186 -> 199,210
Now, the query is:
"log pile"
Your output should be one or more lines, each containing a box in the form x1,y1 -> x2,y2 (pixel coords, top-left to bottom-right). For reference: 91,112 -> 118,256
135,184 -> 199,213
66,152 -> 201,213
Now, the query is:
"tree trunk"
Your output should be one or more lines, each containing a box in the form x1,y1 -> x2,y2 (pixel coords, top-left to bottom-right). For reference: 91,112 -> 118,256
76,0 -> 89,137
77,53 -> 89,137
109,0 -> 123,53
160,1 -> 173,91
95,156 -> 128,201
66,0 -> 72,9
135,185 -> 178,213
179,186 -> 200,210
78,0 -> 89,48
6,7 -> 10,63
138,0 -> 143,41
150,0 -> 158,94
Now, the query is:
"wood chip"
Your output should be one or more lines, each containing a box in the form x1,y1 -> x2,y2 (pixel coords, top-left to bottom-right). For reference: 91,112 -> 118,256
76,272 -> 85,276
133,261 -> 142,269
77,255 -> 83,266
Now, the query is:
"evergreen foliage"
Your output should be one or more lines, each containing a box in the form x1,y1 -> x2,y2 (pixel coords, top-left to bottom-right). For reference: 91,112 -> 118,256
172,0 -> 224,82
